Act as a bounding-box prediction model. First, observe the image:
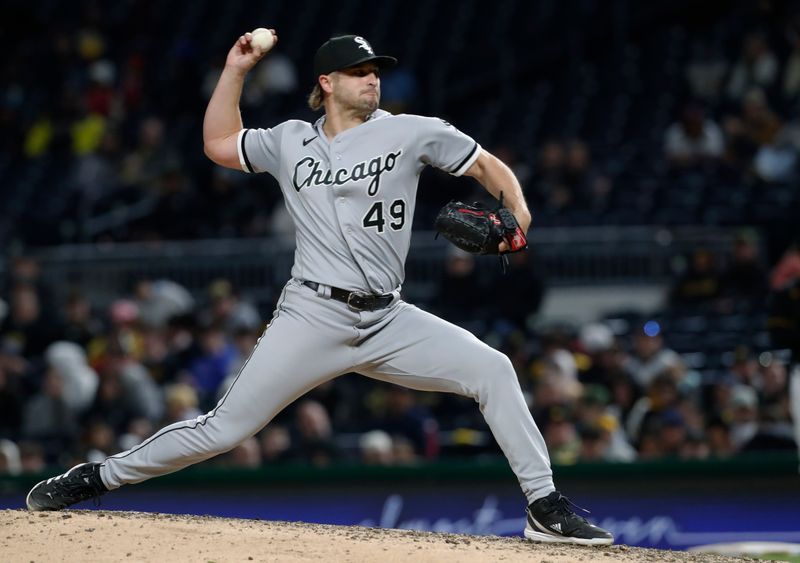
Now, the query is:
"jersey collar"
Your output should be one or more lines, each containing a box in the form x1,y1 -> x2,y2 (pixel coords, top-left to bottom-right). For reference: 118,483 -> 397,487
313,109 -> 392,136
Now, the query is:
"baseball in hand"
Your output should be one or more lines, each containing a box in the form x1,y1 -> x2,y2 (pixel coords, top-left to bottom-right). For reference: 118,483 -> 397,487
251,28 -> 275,51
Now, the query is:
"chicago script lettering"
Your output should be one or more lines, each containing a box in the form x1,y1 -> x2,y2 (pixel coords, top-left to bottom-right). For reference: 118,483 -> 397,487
292,150 -> 403,195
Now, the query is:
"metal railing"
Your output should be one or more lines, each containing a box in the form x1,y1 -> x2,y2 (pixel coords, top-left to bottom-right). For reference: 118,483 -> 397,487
5,226 -> 743,307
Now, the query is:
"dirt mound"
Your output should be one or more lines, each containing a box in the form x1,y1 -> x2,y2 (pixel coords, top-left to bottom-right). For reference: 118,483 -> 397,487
0,509 -> 759,562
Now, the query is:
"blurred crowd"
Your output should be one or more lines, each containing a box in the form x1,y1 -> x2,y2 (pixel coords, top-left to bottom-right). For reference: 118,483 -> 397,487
0,237 -> 797,476
2,3 -> 800,474
4,3 -> 800,246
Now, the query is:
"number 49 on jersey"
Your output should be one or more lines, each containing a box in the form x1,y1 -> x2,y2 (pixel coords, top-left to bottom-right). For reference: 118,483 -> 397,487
363,199 -> 406,233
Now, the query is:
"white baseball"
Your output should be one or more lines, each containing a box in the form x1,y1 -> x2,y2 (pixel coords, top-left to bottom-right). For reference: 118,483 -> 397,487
251,28 -> 275,51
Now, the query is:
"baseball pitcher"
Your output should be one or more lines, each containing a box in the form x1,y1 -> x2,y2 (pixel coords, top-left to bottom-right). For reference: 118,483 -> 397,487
27,31 -> 613,546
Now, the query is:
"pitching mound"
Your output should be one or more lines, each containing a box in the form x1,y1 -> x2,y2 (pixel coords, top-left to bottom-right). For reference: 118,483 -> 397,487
0,509 -> 757,562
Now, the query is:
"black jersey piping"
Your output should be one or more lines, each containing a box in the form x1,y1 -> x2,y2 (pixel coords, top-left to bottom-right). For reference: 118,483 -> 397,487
451,142 -> 478,174
241,129 -> 255,173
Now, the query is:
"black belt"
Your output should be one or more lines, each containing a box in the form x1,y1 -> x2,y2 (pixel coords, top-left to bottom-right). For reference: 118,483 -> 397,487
302,281 -> 395,312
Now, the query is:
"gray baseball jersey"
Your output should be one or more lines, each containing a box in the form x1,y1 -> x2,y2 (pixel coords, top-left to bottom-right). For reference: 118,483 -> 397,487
97,109 -> 556,509
236,109 -> 479,293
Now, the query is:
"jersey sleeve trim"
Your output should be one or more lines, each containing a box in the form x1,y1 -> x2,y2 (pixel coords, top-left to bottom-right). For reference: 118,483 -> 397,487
237,129 -> 255,173
449,142 -> 480,176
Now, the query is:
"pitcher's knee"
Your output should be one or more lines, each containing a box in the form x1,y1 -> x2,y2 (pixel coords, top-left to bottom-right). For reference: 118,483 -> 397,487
476,352 -> 519,393
193,414 -> 257,455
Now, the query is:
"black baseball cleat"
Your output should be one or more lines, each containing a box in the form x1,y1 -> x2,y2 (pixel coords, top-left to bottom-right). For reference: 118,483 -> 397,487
524,491 -> 614,546
26,462 -> 109,511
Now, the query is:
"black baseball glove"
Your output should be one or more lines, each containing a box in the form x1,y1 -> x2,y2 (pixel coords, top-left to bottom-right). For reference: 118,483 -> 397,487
434,195 -> 528,255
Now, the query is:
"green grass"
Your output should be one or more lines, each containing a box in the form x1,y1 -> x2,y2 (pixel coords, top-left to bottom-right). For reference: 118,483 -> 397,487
757,553 -> 800,562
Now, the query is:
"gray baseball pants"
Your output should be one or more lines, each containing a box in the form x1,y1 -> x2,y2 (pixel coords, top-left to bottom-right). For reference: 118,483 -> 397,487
101,278 -> 555,503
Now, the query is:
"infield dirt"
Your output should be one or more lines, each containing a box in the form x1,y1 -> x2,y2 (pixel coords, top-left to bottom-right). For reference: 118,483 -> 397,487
0,509 -> 766,562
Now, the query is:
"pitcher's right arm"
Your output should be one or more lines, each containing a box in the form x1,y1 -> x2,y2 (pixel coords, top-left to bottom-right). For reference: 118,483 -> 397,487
203,30 -> 278,169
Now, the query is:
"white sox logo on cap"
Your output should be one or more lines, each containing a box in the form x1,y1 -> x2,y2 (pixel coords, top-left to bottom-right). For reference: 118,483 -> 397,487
354,36 -> 374,55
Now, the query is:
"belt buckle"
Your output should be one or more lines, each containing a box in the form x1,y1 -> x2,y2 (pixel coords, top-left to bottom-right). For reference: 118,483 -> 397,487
346,291 -> 372,312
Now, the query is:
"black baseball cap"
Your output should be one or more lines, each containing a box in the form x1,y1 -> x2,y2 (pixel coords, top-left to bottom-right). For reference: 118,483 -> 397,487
313,35 -> 397,77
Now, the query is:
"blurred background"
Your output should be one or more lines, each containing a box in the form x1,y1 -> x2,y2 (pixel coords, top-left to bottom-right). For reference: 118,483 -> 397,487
1,0 -> 800,554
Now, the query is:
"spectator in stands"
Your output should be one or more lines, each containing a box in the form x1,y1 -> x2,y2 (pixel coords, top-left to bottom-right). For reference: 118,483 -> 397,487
4,256 -> 54,310
685,41 -> 728,102
728,345 -> 760,387
753,109 -> 799,183
216,323 -> 263,401
626,370 -> 683,446
117,417 -> 154,452
769,241 -> 800,291
492,145 -> 532,188
560,140 -> 614,213
21,369 -> 78,462
783,17 -> 800,102
18,441 -> 46,474
0,439 -> 22,475
289,400 -> 340,466
162,383 -> 202,425
529,140 -> 569,211
741,403 -> 798,452
0,283 -> 64,359
44,341 -> 98,415
243,52 -> 299,108
140,325 -> 172,384
134,279 -> 195,329
259,425 -> 291,464
88,298 -> 145,366
727,384 -> 760,449
533,140 -> 565,186
654,409 -> 689,458
707,372 -> 736,418
706,416 -> 735,458
606,371 -> 641,431
577,425 -> 610,462
141,165 -> 198,241
488,250 -> 545,331
375,386 -> 437,459
61,290 -> 104,348
359,429 -> 395,465
435,248 -> 484,327
534,327 -> 579,382
158,313 -> 201,385
624,322 -> 685,389
83,420 -> 116,462
679,431 -> 710,460
757,355 -> 790,409
574,384 -> 636,462
669,248 -> 723,310
718,230 -> 768,311
724,88 -> 782,171
532,360 -> 582,418
103,338 -> 164,424
119,117 -> 180,195
540,404 -> 580,465
70,129 -> 123,209
226,437 -> 262,468
199,279 -> 261,338
195,167 -> 254,239
84,368 -> 139,437
186,321 -> 237,409
663,103 -> 725,168
726,32 -> 779,102
578,323 -> 626,386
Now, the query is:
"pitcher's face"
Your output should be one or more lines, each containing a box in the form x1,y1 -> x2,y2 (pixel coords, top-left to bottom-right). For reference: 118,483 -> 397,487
330,63 -> 381,114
